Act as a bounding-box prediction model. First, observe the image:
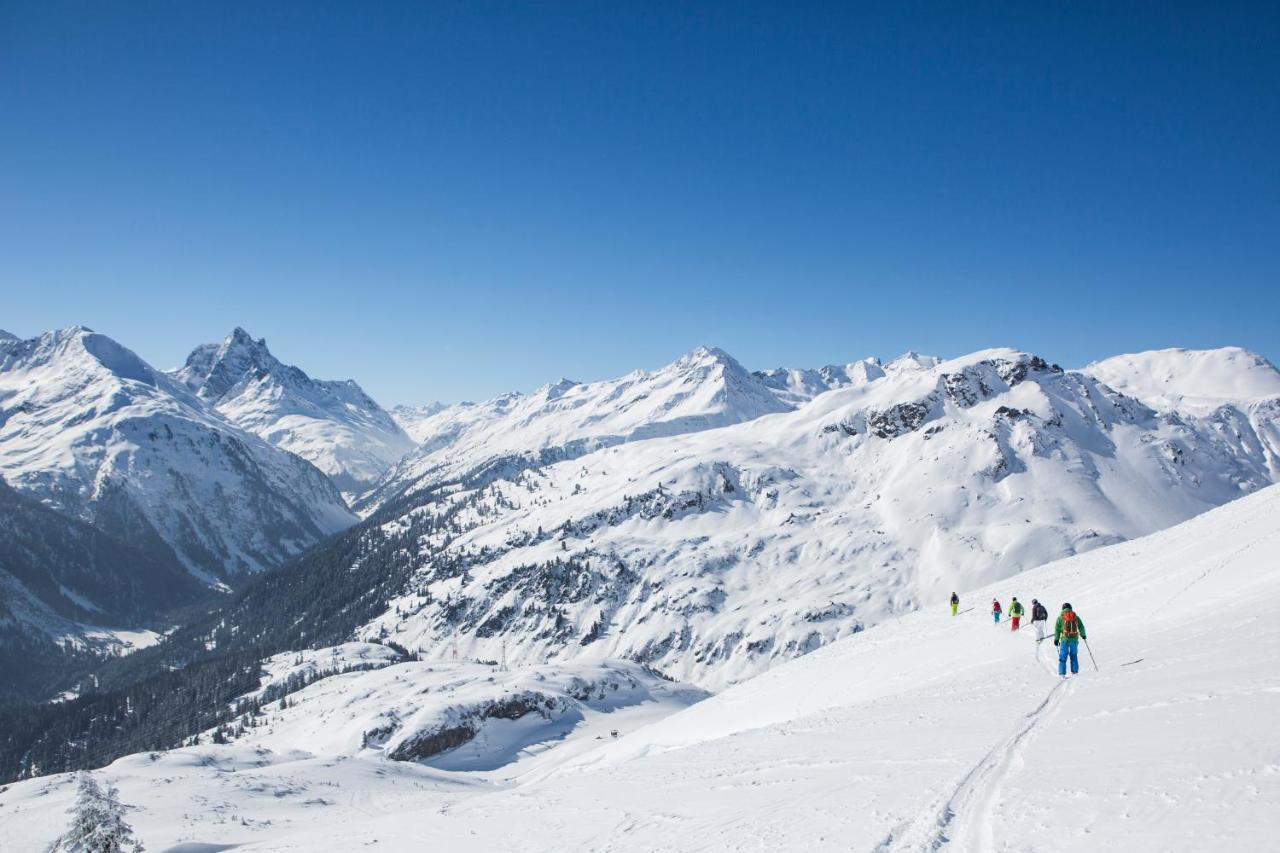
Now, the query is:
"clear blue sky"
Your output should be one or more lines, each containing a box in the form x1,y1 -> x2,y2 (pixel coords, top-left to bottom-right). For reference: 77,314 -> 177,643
2,2 -> 1277,405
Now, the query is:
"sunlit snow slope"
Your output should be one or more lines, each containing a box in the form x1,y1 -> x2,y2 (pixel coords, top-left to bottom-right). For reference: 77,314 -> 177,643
3,481 -> 1274,852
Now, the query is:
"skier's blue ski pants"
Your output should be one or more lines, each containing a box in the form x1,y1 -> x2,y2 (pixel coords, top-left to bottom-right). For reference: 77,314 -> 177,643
992,611 -> 1000,624
1058,638 -> 1079,675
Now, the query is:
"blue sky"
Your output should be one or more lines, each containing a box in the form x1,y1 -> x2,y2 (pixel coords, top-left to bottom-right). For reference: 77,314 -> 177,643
2,2 -> 1277,405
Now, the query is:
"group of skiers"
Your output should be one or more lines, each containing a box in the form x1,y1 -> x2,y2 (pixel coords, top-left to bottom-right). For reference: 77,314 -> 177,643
949,592 -> 1089,677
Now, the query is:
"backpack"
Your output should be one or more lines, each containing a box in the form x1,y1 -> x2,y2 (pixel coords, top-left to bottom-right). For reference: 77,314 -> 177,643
1061,610 -> 1080,638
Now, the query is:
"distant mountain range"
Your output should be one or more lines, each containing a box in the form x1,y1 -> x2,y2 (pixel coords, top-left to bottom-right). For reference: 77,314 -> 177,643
1,326 -> 1277,713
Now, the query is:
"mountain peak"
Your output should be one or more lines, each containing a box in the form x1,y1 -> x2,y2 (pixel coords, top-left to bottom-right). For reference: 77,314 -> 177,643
885,351 -> 941,372
226,326 -> 268,349
672,345 -> 742,372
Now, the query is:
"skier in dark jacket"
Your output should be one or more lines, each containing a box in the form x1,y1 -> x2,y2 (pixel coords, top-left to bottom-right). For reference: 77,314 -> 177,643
1030,599 -> 1049,641
1054,603 -> 1088,677
991,598 -> 1002,624
950,592 -> 960,616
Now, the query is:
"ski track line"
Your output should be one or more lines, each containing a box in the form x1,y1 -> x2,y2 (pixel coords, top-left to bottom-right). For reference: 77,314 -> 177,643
877,677 -> 1073,853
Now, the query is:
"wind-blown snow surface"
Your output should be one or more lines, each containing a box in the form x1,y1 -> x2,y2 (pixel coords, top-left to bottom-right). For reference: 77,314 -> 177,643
354,348 -> 1279,689
174,328 -> 415,497
3,483 -> 1276,852
362,346 -> 794,510
0,327 -> 354,582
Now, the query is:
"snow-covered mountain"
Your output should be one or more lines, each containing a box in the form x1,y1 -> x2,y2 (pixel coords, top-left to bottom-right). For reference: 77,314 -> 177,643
1084,346 -> 1280,413
389,402 -> 448,443
5,482 -> 1276,852
0,327 -> 355,584
362,345 -> 794,511
174,328 -> 415,497
1083,347 -> 1280,481
342,347 -> 1279,689
753,356 -> 888,404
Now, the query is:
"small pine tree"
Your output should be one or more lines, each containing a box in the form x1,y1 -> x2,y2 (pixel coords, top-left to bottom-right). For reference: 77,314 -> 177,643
48,773 -> 143,852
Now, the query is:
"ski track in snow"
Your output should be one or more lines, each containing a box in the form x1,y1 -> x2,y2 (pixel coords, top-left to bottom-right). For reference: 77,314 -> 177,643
879,674 -> 1073,853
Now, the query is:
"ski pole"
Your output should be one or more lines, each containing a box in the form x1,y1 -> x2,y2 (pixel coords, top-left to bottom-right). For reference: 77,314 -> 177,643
1083,639 -> 1099,672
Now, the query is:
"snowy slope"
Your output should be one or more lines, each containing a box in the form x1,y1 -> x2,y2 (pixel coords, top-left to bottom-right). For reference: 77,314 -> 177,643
1084,346 -> 1280,413
389,402 -> 448,443
3,482 -> 1275,852
0,328 -> 355,583
1084,347 -> 1280,480
362,346 -> 793,510
174,328 -> 415,497
213,648 -> 707,769
349,348 -> 1278,689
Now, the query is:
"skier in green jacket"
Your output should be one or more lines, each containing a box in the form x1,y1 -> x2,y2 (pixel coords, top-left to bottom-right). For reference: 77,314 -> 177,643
1054,603 -> 1087,677
1008,597 -> 1025,630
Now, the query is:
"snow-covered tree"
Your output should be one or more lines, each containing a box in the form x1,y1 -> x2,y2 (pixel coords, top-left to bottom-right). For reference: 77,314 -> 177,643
47,773 -> 143,852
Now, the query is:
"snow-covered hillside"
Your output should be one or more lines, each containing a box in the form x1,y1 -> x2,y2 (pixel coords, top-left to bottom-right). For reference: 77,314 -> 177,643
1084,347 -> 1280,481
362,346 -> 793,510
0,327 -> 354,583
174,328 -> 415,497
389,402 -> 448,443
1084,346 -> 1280,413
348,348 -> 1279,689
214,647 -> 706,769
4,481 -> 1275,852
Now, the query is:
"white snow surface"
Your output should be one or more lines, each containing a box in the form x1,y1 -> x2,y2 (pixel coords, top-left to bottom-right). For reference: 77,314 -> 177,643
0,327 -> 354,581
3,483 -> 1276,852
357,347 -> 1279,689
1084,346 -> 1280,413
388,402 -> 448,443
173,328 -> 415,498
223,648 -> 707,768
362,346 -> 794,509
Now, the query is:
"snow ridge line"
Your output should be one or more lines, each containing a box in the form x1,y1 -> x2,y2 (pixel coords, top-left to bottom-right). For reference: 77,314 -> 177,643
880,677 -> 1073,853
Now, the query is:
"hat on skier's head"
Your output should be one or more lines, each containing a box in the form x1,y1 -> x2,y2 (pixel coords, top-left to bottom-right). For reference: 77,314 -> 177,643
1062,602 -> 1072,610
